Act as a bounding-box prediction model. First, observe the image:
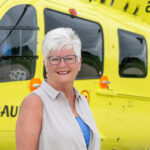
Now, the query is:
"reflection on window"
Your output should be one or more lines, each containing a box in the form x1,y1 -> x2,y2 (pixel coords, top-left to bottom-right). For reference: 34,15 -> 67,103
44,9 -> 103,79
0,4 -> 38,82
118,29 -> 147,77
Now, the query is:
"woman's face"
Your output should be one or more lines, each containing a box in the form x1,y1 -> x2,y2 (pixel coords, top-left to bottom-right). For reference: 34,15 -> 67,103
45,47 -> 81,88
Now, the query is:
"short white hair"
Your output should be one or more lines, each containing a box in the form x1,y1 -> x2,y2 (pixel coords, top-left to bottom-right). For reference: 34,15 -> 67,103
42,27 -> 81,64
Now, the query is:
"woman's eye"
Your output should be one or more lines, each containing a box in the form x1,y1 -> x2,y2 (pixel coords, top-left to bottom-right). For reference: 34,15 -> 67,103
52,58 -> 59,61
66,57 -> 73,60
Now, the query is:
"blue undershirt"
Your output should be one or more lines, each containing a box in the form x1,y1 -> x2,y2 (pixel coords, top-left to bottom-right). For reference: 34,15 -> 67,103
75,116 -> 91,148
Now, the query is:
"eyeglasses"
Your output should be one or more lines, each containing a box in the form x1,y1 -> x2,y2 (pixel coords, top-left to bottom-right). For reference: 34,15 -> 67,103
47,55 -> 77,65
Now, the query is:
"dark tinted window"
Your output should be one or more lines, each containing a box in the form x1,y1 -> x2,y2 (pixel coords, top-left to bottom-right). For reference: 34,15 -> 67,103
0,5 -> 38,82
44,9 -> 103,79
118,29 -> 147,78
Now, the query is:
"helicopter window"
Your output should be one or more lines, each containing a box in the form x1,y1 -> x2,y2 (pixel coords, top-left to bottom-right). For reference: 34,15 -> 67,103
118,29 -> 147,78
0,4 -> 38,82
44,9 -> 103,79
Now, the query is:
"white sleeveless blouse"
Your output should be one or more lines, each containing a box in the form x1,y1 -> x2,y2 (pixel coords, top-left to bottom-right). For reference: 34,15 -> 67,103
33,80 -> 101,150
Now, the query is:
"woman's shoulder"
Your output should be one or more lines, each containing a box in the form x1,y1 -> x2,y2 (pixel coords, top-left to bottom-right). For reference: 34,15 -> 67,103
20,93 -> 43,117
24,92 -> 42,103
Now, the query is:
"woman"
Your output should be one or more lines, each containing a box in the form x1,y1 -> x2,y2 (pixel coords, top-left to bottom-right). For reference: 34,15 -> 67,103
16,28 -> 101,150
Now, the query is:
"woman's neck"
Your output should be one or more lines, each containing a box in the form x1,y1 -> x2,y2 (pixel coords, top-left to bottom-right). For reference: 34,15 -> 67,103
47,78 -> 75,102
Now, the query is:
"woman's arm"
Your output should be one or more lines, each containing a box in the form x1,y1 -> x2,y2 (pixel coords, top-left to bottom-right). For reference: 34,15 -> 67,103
16,94 -> 43,150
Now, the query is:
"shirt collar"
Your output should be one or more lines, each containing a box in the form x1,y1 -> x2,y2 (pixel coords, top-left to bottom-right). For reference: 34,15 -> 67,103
73,87 -> 81,101
40,80 -> 81,101
40,80 -> 60,100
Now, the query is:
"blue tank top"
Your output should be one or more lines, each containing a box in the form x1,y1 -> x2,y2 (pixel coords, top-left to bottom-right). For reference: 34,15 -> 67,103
75,116 -> 91,148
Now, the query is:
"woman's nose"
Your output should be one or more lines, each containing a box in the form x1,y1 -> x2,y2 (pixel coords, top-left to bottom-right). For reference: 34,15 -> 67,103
59,58 -> 66,67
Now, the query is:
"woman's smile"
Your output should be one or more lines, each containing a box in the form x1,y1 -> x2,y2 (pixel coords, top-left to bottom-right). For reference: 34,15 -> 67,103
56,71 -> 71,75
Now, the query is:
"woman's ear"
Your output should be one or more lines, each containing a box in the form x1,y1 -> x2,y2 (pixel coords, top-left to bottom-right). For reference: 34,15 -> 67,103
78,58 -> 82,71
44,60 -> 48,67
44,60 -> 48,78
79,58 -> 82,64
44,60 -> 48,72
43,60 -> 46,66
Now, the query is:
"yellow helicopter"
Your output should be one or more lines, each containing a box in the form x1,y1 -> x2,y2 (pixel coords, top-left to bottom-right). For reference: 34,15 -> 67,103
0,0 -> 150,149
